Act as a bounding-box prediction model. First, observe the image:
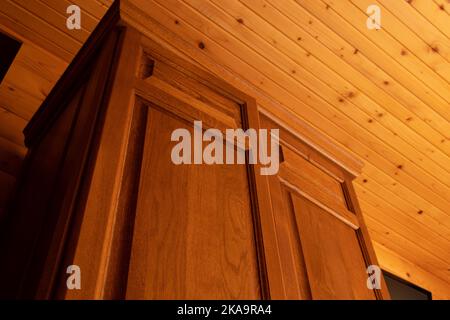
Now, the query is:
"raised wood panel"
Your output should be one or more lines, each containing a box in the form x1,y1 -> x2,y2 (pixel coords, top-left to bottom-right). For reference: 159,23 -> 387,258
261,113 -> 346,182
278,164 -> 358,230
126,105 -> 261,299
54,26 -> 138,300
267,171 -> 379,299
35,28 -> 124,300
292,194 -> 375,300
151,59 -> 243,125
282,146 -> 347,210
262,111 -> 386,299
139,76 -> 239,130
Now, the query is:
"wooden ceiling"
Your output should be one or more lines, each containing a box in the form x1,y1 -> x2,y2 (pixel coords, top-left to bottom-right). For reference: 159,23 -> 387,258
0,0 -> 449,297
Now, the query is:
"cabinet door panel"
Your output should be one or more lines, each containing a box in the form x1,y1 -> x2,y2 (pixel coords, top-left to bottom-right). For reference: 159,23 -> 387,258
126,106 -> 261,299
291,194 -> 375,300
268,143 -> 377,299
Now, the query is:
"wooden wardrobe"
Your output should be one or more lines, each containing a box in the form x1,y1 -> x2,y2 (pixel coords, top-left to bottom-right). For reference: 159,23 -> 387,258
0,1 -> 390,300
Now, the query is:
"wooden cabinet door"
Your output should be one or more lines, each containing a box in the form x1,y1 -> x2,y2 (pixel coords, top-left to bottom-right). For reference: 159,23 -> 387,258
112,53 -> 265,299
266,130 -> 379,299
291,195 -> 375,299
49,30 -> 277,300
125,105 -> 261,299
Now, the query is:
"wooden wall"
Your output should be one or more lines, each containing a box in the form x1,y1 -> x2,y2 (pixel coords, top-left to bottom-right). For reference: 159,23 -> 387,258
0,0 -> 449,298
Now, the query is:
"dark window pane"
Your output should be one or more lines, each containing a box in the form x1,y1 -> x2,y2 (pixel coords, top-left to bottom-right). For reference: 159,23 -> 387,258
0,31 -> 22,84
384,271 -> 431,300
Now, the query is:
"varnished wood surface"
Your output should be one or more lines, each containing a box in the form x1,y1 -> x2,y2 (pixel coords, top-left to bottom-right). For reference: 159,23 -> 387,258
1,2 -> 390,298
119,0 -> 450,296
292,194 -> 375,300
267,174 -> 312,299
126,106 -> 261,299
0,0 -> 449,297
55,26 -> 140,300
265,125 -> 386,299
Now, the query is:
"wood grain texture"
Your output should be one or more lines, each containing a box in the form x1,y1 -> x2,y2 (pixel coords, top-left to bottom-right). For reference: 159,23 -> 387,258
101,99 -> 148,299
267,174 -> 312,299
291,194 -> 375,300
36,30 -> 124,299
282,146 -> 347,209
126,106 -> 261,299
0,107 -> 27,146
55,25 -> 140,300
116,0 -> 450,294
1,0 -> 449,298
3,4 -> 388,298
242,97 -> 284,299
265,127 -> 383,299
123,0 -> 364,177
373,241 -> 450,300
